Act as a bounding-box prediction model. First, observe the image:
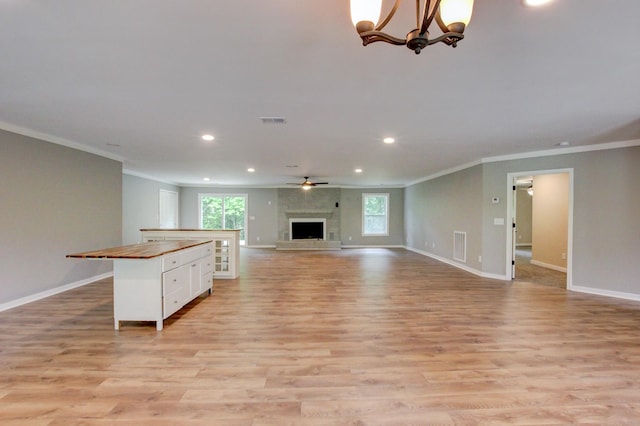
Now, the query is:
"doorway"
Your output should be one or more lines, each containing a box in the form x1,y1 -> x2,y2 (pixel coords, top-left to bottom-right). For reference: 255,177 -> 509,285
198,194 -> 248,245
506,169 -> 573,289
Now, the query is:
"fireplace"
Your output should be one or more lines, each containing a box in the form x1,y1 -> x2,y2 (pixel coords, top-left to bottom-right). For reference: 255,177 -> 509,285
289,218 -> 326,240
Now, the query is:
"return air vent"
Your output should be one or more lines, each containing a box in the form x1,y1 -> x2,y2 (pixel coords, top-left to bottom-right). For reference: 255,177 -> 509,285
453,231 -> 467,263
260,117 -> 287,124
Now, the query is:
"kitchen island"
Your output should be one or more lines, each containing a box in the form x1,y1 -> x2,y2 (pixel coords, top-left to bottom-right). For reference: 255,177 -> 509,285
67,240 -> 213,330
140,229 -> 240,279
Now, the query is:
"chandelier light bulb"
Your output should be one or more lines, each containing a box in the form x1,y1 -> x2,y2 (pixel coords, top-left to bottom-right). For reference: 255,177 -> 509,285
350,0 -> 382,28
439,0 -> 474,28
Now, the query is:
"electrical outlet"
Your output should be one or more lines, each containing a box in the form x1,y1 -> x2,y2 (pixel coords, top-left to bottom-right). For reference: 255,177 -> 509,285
562,252 -> 566,260
478,255 -> 482,263
256,236 -> 260,241
432,242 -> 436,249
348,236 -> 352,241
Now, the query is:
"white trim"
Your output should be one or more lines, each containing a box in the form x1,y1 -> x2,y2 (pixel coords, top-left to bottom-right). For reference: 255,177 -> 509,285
0,120 -> 125,162
506,169 -> 574,288
530,259 -> 567,273
405,159 -> 482,187
198,193 -> 248,244
246,244 -> 277,249
159,188 -> 179,228
289,218 -> 327,241
570,285 -> 640,302
483,138 -> 640,164
404,138 -> 640,188
341,245 -> 405,249
123,169 -> 178,186
0,272 -> 113,313
362,193 -> 390,236
405,246 -> 510,281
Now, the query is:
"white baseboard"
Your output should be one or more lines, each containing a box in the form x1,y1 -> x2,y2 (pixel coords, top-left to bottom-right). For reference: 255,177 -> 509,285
244,244 -> 276,249
341,244 -> 405,249
405,246 -> 509,281
530,259 -> 567,273
569,285 -> 640,302
516,243 -> 532,247
0,272 -> 113,313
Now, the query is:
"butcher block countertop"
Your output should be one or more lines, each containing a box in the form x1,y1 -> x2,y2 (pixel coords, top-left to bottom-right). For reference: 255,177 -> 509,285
66,240 -> 211,260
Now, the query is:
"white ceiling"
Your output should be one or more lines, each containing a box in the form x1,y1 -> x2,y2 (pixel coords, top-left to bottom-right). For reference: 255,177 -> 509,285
1,1 -> 639,187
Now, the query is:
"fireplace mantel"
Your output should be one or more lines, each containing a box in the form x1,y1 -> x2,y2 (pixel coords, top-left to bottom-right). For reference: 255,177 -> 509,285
285,210 -> 333,218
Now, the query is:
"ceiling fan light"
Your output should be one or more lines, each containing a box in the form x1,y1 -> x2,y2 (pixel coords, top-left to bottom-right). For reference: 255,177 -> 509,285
439,0 -> 474,28
350,0 -> 382,28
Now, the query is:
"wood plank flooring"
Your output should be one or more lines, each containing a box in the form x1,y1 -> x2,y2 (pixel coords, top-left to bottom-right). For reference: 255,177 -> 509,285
1,248 -> 640,424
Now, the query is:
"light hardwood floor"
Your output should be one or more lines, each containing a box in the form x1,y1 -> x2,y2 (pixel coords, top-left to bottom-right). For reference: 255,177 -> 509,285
1,248 -> 640,424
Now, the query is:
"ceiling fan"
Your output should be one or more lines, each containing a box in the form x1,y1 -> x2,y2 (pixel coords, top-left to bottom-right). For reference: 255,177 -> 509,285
287,176 -> 329,190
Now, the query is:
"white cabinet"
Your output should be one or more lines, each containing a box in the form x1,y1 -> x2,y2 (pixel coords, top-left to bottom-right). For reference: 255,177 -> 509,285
140,229 -> 240,279
112,242 -> 213,330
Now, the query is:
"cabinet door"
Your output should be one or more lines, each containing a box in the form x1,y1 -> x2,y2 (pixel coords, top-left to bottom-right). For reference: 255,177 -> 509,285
163,264 -> 189,296
189,260 -> 202,298
214,239 -> 230,273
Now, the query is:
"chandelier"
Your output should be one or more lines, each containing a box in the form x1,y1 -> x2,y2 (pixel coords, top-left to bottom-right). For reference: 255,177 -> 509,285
350,0 -> 474,54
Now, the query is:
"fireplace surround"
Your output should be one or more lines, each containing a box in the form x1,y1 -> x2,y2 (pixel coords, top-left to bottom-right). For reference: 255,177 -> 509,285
289,218 -> 326,240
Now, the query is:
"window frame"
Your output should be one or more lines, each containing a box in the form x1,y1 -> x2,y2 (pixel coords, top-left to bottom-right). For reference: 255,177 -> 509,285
362,193 -> 390,237
198,193 -> 248,245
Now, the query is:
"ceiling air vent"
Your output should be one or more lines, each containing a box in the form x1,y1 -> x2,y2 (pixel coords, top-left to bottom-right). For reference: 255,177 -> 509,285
260,117 -> 287,124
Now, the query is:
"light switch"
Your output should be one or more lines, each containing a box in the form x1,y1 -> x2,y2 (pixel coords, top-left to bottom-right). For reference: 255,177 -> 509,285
494,218 -> 505,225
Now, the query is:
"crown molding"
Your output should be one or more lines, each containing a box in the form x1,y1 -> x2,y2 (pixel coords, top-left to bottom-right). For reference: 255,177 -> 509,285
0,121 -> 125,162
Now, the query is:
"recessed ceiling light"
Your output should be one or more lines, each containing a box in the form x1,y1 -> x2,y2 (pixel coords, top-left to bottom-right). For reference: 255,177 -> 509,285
202,134 -> 215,141
557,141 -> 570,147
523,0 -> 553,6
383,137 -> 395,144
355,168 -> 363,173
247,168 -> 255,173
203,177 -> 210,181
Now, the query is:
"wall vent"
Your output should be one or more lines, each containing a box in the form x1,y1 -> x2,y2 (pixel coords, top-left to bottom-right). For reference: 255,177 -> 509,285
453,231 -> 467,263
260,117 -> 287,124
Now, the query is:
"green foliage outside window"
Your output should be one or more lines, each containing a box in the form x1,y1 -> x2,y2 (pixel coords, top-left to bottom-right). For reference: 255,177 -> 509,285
201,195 -> 246,241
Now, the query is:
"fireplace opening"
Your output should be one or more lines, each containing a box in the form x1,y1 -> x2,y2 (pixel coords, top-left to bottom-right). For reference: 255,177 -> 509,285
290,218 -> 326,240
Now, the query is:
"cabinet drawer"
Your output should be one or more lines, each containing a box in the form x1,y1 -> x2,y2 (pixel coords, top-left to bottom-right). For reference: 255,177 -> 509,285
202,271 -> 213,292
163,285 -> 189,319
182,246 -> 201,264
201,257 -> 213,275
162,251 -> 182,272
163,265 -> 189,296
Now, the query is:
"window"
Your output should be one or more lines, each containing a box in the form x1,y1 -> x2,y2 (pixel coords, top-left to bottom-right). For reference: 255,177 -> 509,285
199,194 -> 247,245
362,193 -> 389,236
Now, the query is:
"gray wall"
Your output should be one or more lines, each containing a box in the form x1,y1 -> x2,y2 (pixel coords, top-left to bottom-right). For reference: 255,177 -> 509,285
404,165 -> 484,271
515,188 -> 532,245
180,187 -> 279,246
340,188 -> 404,246
0,129 -> 122,306
405,145 -> 640,296
179,186 -> 404,247
122,174 -> 180,245
481,146 -> 640,294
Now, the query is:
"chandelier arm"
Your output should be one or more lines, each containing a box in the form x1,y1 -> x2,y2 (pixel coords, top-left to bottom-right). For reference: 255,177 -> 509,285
435,11 -> 450,34
420,0 -> 441,35
427,32 -> 464,46
360,31 -> 407,46
375,0 -> 402,32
